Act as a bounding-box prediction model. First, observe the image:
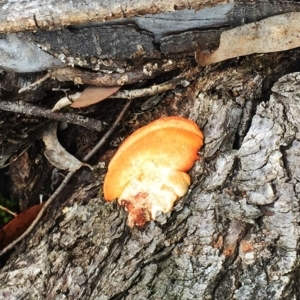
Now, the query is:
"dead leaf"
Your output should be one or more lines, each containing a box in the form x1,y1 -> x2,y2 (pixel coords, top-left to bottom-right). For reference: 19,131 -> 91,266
196,12 -> 300,66
0,203 -> 45,249
70,86 -> 121,108
0,144 -> 26,168
43,122 -> 91,172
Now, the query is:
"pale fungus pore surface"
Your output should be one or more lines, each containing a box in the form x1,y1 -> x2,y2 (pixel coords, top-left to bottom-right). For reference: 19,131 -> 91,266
103,116 -> 204,227
196,12 -> 300,66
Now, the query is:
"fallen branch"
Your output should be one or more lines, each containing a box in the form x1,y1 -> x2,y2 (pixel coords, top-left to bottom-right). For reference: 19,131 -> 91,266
0,100 -> 131,256
18,59 -> 189,93
51,59 -> 188,86
0,101 -> 102,132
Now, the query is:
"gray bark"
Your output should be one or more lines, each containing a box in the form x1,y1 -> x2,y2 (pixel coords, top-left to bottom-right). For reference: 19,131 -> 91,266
1,56 -> 300,299
1,1 -> 300,300
1,0 -> 300,72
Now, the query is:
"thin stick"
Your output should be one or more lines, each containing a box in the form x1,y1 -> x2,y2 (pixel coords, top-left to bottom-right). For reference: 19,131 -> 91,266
0,101 -> 102,132
18,73 -> 51,93
0,101 -> 131,256
83,100 -> 131,162
0,205 -> 17,217
111,76 -> 184,100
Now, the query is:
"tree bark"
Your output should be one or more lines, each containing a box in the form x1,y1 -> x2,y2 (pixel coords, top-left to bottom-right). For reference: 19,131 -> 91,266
1,0 -> 300,73
1,1 -> 300,300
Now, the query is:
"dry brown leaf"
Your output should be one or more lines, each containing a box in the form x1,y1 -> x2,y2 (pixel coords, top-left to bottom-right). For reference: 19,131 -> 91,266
0,203 -> 45,249
196,12 -> 300,66
70,86 -> 121,108
43,122 -> 91,172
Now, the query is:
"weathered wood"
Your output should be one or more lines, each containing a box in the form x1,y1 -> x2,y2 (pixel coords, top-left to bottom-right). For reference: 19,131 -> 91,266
2,1 -> 300,72
1,0 -> 300,35
1,1 -> 300,299
1,50 -> 300,299
0,0 -> 229,33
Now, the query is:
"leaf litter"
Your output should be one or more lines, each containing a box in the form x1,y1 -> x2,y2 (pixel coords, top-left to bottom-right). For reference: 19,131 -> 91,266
52,86 -> 121,111
42,122 -> 91,172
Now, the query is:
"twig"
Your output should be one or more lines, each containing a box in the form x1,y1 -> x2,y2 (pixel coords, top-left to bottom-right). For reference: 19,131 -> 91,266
0,101 -> 102,132
0,101 -> 131,256
18,73 -> 51,93
111,75 -> 184,100
0,205 -> 17,217
83,100 -> 131,162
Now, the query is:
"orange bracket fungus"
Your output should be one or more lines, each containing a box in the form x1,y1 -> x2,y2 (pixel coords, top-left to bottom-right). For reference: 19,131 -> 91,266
103,116 -> 204,227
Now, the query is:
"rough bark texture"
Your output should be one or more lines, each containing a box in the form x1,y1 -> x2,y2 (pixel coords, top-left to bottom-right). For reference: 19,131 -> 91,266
1,1 -> 300,300
2,1 -> 300,72
1,54 -> 300,299
0,0 -> 228,33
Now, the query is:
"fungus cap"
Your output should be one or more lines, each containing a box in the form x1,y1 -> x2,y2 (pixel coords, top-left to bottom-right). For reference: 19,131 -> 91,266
103,116 -> 204,226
